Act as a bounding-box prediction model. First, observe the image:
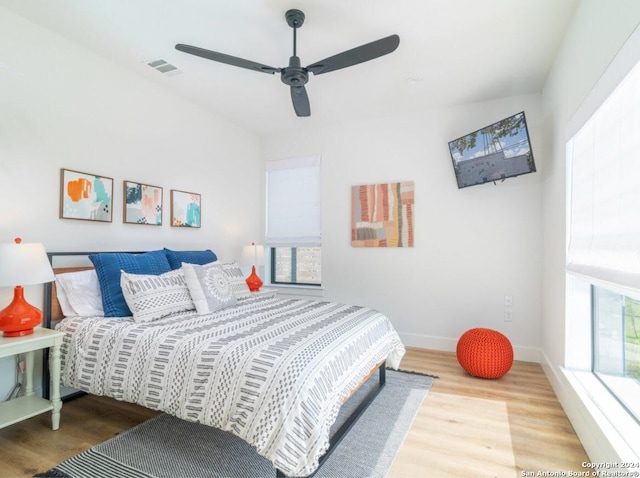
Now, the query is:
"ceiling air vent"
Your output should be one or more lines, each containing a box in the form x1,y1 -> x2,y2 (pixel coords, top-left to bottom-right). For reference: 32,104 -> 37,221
146,59 -> 182,76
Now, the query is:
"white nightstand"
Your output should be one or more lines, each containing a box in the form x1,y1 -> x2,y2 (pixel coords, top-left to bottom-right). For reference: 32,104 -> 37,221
251,288 -> 277,299
0,328 -> 65,430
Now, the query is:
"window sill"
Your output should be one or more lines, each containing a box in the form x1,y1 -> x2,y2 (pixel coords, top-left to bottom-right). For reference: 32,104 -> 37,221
562,368 -> 639,464
267,284 -> 325,298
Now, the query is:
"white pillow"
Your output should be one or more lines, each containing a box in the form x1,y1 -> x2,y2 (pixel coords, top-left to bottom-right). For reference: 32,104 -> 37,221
54,281 -> 76,318
120,269 -> 195,323
218,261 -> 252,300
55,269 -> 104,317
182,262 -> 237,314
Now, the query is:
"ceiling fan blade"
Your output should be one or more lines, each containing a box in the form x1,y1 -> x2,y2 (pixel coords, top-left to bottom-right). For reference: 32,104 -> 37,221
306,34 -> 400,75
291,86 -> 310,117
175,44 -> 280,74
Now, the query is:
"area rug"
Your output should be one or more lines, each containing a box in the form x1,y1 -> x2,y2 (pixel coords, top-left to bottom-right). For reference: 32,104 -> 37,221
37,370 -> 434,478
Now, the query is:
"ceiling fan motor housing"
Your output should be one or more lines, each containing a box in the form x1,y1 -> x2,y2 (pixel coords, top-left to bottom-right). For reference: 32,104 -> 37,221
281,56 -> 309,86
285,9 -> 305,28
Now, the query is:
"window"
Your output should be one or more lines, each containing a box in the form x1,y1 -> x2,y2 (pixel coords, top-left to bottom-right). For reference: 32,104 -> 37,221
270,247 -> 321,285
566,32 -> 640,430
265,156 -> 321,286
592,286 -> 640,422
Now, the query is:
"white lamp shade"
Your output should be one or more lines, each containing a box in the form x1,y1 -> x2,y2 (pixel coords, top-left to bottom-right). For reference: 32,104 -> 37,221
0,241 -> 55,287
240,243 -> 265,266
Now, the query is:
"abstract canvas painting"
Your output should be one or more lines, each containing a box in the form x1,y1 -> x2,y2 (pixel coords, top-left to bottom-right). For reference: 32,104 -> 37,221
59,168 -> 113,222
352,181 -> 414,247
171,189 -> 201,228
124,181 -> 163,225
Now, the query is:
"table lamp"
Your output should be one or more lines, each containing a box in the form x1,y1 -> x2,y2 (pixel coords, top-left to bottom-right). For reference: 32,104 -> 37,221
0,238 -> 55,337
240,242 -> 265,292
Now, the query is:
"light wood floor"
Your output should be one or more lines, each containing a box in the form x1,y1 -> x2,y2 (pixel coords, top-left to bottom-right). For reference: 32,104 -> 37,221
0,347 -> 589,477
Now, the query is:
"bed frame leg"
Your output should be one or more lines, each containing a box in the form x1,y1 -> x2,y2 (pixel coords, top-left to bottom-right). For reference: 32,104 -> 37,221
277,362 -> 386,477
324,362 -> 386,458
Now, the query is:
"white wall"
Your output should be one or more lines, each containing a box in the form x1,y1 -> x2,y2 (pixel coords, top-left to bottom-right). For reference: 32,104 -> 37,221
0,8 -> 263,397
263,94 -> 543,360
541,0 -> 640,462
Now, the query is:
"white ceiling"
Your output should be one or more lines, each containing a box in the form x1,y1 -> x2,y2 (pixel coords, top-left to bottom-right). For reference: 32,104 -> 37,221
0,0 -> 578,136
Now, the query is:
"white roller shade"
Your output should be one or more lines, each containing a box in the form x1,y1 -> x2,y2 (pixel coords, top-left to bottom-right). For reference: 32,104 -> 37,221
566,28 -> 640,290
265,156 -> 321,247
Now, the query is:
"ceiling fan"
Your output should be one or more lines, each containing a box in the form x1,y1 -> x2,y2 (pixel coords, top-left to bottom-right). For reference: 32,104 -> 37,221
175,9 -> 400,117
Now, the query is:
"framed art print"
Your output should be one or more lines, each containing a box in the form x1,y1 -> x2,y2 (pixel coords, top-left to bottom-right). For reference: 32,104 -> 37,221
123,180 -> 163,225
171,189 -> 201,228
59,168 -> 113,222
352,181 -> 414,247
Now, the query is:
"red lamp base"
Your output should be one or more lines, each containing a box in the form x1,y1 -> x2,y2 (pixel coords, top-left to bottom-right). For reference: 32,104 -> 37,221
245,266 -> 263,292
0,286 -> 42,337
3,329 -> 34,338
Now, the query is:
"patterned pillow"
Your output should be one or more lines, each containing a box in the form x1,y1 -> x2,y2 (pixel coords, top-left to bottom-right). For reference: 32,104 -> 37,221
182,262 -> 237,314
89,250 -> 172,317
219,261 -> 252,301
120,269 -> 195,322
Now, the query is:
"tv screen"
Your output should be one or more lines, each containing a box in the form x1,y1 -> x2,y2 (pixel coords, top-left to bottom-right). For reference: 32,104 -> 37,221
448,111 -> 536,189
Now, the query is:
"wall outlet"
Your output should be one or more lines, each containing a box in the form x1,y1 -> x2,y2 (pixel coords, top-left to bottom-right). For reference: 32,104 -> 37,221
504,308 -> 513,322
504,295 -> 513,307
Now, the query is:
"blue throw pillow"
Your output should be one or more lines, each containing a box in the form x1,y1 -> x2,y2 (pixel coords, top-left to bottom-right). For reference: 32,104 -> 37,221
163,248 -> 218,270
89,250 -> 172,317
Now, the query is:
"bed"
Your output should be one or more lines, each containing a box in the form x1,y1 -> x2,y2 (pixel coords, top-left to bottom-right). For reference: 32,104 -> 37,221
43,250 -> 406,477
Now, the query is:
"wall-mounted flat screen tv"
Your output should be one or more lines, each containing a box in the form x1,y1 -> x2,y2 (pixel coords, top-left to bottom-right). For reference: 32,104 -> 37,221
448,111 -> 536,189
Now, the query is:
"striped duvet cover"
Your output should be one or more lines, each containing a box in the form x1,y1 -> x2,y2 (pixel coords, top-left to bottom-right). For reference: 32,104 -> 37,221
56,296 -> 405,476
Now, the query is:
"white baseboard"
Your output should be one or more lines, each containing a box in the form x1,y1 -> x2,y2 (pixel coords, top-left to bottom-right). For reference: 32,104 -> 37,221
398,332 -> 541,363
399,333 -> 458,353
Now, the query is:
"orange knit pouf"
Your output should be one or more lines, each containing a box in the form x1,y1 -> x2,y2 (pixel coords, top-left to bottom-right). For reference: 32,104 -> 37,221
456,328 -> 513,379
